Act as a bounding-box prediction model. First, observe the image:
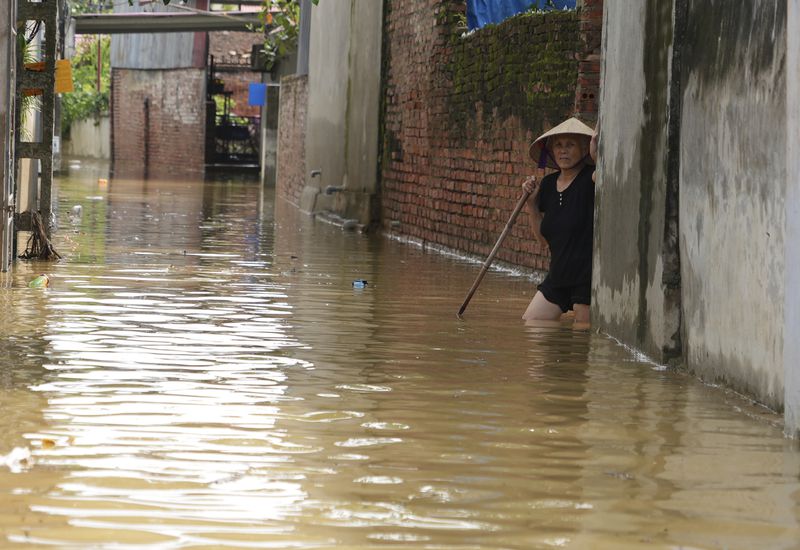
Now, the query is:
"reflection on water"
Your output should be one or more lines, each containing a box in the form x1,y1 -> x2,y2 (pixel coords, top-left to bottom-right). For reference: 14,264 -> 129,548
0,161 -> 798,549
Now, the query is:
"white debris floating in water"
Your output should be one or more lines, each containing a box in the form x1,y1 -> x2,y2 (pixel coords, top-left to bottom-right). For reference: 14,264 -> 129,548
1,447 -> 33,473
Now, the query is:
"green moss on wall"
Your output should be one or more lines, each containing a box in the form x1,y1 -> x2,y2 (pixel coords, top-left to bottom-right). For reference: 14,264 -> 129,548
440,8 -> 580,136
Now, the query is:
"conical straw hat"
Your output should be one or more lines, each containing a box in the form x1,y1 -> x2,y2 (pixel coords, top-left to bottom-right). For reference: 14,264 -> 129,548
528,117 -> 595,169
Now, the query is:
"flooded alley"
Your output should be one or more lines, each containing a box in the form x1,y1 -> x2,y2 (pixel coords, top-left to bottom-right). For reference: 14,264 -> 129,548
1,165 -> 799,549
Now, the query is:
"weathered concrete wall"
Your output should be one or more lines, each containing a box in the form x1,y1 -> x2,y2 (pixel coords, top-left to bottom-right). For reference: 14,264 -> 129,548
787,0 -> 800,438
301,0 -> 383,224
336,0 -> 383,223
598,0 -> 789,416
593,0 -> 681,365
787,1 -> 800,436
301,1 -> 349,213
276,75 -> 308,207
261,82 -> 279,187
680,1 -> 786,409
64,116 -> 110,160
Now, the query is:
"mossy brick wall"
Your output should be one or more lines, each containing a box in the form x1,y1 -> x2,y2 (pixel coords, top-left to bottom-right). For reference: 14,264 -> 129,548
381,1 -> 594,271
276,74 -> 308,206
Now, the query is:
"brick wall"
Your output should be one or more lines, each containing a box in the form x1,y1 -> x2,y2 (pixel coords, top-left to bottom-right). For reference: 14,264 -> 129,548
575,0 -> 603,121
381,1 -> 600,272
276,74 -> 308,206
111,68 -> 206,179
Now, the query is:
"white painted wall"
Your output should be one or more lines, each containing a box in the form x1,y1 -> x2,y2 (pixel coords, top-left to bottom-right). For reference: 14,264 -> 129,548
64,116 -> 110,159
786,0 -> 800,438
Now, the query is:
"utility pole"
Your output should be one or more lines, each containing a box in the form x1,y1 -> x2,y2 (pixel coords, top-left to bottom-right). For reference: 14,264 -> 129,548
0,1 -> 17,272
15,0 -> 61,253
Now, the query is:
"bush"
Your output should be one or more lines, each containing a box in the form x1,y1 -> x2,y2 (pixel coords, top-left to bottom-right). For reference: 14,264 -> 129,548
61,36 -> 110,136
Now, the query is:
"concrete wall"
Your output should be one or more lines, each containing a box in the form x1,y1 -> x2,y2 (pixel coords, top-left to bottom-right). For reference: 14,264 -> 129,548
597,0 -> 790,418
301,0 -> 383,224
64,116 -> 110,160
786,0 -> 800,438
260,82 -> 279,186
679,1 -> 786,409
594,0 -> 680,363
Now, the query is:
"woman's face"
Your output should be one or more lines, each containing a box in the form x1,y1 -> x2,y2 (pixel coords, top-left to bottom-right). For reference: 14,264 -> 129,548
550,134 -> 588,170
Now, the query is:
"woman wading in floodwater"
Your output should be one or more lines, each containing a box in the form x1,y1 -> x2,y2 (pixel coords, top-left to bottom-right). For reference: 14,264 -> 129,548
521,118 -> 597,324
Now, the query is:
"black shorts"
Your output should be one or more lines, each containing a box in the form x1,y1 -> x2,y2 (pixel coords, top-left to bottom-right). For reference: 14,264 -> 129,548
538,277 -> 591,313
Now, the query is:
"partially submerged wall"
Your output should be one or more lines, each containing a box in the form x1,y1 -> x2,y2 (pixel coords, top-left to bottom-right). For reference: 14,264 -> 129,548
786,0 -> 800,438
276,75 -> 308,207
111,69 -> 206,180
300,0 -> 383,224
64,116 -> 110,160
679,1 -> 786,409
597,0 -> 788,415
381,4 -> 583,270
594,0 -> 680,363
110,0 -> 207,179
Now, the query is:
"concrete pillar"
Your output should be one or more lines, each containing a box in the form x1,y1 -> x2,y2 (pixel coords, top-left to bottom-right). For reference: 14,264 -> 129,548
303,0 -> 382,225
0,3 -> 16,272
785,0 -> 800,438
296,0 -> 311,76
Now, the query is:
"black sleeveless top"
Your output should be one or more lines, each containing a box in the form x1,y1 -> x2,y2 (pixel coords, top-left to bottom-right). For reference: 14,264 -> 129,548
536,164 -> 595,288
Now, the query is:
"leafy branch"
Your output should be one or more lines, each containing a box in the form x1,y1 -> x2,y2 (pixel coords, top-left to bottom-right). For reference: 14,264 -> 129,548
256,0 -> 319,69
61,36 -> 110,135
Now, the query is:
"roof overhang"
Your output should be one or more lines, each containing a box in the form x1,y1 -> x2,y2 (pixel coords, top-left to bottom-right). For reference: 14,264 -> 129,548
73,12 -> 262,34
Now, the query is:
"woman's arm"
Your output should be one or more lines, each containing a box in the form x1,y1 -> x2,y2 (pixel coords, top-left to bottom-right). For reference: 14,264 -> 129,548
590,126 -> 598,183
522,176 -> 546,246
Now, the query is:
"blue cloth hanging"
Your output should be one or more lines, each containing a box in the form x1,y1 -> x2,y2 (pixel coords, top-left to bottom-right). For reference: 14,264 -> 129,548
248,83 -> 267,106
466,0 -> 577,31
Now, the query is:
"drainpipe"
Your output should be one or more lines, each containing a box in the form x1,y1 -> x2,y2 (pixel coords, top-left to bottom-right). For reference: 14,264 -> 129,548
143,97 -> 150,180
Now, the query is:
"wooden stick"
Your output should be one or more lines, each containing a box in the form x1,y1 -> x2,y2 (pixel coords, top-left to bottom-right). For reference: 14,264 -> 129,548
458,189 -> 532,317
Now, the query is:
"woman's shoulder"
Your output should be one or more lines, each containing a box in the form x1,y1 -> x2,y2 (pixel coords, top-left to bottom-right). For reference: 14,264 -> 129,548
541,171 -> 559,187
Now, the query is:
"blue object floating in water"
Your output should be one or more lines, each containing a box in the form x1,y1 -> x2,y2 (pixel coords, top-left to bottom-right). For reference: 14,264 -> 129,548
248,83 -> 267,106
352,279 -> 368,289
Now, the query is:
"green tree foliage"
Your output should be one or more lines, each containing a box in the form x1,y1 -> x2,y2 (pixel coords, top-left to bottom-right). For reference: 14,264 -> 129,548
257,0 -> 319,68
67,0 -> 113,15
61,36 -> 110,136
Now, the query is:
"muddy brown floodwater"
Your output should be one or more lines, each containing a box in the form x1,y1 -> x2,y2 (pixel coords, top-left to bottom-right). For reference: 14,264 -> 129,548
0,162 -> 799,549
